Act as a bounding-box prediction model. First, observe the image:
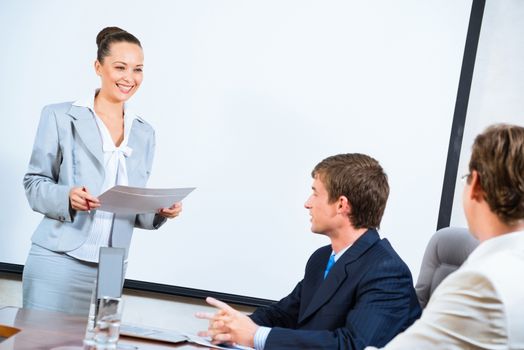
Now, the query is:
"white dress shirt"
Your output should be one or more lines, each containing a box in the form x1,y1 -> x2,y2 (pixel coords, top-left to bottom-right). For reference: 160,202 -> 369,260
68,93 -> 136,262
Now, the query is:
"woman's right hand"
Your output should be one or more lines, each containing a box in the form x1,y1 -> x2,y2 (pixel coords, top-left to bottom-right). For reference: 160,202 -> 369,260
69,186 -> 100,212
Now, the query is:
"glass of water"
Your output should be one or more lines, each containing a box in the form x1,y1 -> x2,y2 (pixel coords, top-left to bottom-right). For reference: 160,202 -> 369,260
94,296 -> 124,349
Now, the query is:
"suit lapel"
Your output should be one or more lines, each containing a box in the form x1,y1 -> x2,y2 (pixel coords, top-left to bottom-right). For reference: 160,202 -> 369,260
298,229 -> 381,323
126,118 -> 147,182
299,246 -> 331,317
68,105 -> 105,172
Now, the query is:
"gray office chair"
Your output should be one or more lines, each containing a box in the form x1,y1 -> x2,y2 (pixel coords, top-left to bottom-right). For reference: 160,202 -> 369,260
415,226 -> 479,308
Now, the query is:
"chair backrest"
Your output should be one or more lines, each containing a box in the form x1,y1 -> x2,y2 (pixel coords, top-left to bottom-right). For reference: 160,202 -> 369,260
415,226 -> 479,308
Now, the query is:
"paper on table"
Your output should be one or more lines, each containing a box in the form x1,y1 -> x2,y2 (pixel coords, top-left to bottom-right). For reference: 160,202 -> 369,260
120,323 -> 253,350
184,333 -> 254,350
98,185 -> 196,214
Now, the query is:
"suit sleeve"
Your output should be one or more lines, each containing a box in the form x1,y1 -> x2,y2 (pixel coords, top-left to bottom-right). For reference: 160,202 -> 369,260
135,213 -> 166,230
23,105 -> 73,222
265,258 -> 420,350
134,127 -> 167,230
249,281 -> 303,329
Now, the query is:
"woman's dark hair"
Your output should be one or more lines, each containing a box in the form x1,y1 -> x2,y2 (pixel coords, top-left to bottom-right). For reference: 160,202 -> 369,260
96,26 -> 142,63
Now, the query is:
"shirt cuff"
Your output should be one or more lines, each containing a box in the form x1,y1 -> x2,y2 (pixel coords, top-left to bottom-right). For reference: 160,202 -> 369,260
254,326 -> 271,350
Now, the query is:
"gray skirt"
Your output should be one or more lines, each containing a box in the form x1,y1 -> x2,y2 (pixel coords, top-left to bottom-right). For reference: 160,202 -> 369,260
22,243 -> 98,316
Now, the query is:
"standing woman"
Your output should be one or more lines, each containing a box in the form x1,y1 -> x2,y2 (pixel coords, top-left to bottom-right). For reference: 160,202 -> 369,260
22,27 -> 181,316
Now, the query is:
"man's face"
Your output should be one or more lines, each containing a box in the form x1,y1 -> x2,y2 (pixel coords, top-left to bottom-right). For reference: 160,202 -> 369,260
304,175 -> 340,235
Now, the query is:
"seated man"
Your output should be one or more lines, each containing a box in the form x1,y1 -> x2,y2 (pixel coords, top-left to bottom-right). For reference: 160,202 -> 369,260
196,153 -> 421,350
367,124 -> 524,349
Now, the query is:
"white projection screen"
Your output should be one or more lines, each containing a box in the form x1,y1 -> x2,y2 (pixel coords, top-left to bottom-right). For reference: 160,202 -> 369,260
450,1 -> 524,228
0,0 -> 473,303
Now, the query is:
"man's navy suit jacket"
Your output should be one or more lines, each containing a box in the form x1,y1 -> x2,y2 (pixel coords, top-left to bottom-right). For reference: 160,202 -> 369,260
249,229 -> 421,350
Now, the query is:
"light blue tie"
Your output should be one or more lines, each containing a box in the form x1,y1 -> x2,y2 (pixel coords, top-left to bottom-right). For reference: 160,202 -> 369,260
324,254 -> 336,279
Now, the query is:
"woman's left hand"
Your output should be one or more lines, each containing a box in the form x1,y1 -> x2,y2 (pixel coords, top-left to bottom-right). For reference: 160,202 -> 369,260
158,202 -> 183,219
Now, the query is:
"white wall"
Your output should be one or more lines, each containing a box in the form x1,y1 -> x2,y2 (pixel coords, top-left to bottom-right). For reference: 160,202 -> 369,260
0,0 -> 472,302
450,1 -> 524,227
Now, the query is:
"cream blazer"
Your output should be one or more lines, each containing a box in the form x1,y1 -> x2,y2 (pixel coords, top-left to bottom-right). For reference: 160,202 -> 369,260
367,231 -> 524,350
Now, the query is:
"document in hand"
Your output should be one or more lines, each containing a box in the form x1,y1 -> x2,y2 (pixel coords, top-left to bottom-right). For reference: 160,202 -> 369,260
98,185 -> 196,214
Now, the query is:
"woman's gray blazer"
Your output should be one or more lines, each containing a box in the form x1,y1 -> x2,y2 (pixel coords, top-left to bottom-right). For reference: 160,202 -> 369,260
23,102 -> 166,258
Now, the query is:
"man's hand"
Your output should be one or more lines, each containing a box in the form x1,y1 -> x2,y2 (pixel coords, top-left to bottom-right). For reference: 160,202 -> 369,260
195,297 -> 259,348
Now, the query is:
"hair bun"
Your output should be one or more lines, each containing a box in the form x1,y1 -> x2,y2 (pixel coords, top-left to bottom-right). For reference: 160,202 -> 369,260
95,26 -> 142,62
96,26 -> 126,48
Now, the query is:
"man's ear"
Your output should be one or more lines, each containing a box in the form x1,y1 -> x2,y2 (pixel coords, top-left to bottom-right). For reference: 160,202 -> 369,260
468,170 -> 485,202
338,196 -> 351,214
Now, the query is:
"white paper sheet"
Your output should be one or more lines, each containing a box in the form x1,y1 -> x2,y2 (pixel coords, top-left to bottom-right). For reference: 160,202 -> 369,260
98,185 -> 196,214
120,323 -> 253,350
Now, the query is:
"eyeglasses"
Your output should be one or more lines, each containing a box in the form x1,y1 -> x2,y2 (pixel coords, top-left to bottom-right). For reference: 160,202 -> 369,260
460,173 -> 470,183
